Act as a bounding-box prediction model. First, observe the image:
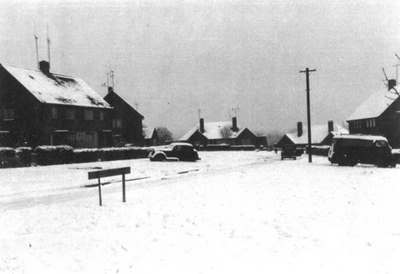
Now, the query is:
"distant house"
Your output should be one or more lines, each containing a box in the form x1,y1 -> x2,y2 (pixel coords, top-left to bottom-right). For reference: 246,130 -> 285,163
104,87 -> 144,145
0,61 -> 113,148
276,121 -> 348,148
347,88 -> 400,147
179,117 -> 260,147
143,127 -> 159,146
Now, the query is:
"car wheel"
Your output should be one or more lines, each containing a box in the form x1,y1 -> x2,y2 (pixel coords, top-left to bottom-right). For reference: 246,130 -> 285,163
153,154 -> 166,161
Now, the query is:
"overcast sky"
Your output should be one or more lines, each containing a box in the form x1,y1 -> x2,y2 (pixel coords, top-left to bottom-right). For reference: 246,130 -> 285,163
1,0 -> 399,138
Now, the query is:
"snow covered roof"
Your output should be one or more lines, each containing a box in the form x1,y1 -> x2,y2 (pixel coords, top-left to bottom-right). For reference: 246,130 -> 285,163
347,90 -> 398,121
180,121 -> 248,141
143,127 -> 156,139
285,123 -> 348,145
2,64 -> 111,109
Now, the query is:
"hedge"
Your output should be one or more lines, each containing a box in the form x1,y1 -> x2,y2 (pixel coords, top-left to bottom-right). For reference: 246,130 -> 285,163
198,144 -> 256,151
33,145 -> 74,165
0,147 -> 18,168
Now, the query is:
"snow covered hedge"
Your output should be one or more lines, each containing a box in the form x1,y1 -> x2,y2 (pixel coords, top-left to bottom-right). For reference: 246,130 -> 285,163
0,147 -> 18,168
33,145 -> 74,165
198,144 -> 256,151
73,147 -> 153,163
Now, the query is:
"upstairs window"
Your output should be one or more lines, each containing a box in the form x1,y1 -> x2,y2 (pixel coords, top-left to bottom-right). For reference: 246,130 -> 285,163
99,111 -> 104,121
112,119 -> 122,129
84,110 -> 94,120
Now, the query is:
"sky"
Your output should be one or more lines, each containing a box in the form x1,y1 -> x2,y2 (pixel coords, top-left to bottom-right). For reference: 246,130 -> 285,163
0,0 -> 399,138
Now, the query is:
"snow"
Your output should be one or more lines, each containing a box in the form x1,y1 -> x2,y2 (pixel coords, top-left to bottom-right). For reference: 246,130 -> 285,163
1,151 -> 400,274
347,89 -> 398,121
2,64 -> 111,109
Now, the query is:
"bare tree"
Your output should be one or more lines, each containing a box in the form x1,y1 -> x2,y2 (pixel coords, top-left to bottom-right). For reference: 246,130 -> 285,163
220,125 -> 232,139
156,127 -> 173,144
266,130 -> 284,147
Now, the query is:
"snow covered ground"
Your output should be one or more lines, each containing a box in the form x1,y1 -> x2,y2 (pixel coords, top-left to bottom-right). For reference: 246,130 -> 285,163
1,151 -> 400,274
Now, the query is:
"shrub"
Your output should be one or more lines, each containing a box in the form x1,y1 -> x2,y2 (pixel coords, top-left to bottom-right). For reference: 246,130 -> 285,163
0,147 -> 17,168
229,145 -> 256,151
33,145 -> 74,165
15,147 -> 32,167
73,148 -> 102,163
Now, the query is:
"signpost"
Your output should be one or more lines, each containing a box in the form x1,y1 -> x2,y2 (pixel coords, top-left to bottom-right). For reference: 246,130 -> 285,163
88,167 -> 131,206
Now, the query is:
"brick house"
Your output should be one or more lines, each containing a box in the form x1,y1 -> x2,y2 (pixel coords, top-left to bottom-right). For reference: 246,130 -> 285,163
0,61 -> 113,148
179,117 -> 261,147
347,88 -> 400,147
104,87 -> 144,145
276,121 -> 348,148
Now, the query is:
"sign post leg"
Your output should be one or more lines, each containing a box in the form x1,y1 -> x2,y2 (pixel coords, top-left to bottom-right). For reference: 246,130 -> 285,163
98,177 -> 102,206
122,174 -> 126,203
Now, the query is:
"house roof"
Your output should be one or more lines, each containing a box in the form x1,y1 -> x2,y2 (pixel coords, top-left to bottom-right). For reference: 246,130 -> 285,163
143,127 -> 156,139
104,89 -> 144,118
180,120 -> 250,141
285,123 -> 348,145
347,89 -> 398,121
2,64 -> 111,109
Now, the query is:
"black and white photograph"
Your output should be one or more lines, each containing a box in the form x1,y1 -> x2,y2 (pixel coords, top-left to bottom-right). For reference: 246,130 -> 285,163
1,0 -> 400,273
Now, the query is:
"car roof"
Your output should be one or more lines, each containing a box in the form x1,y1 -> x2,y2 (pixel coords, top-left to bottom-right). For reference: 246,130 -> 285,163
170,142 -> 194,147
333,134 -> 388,142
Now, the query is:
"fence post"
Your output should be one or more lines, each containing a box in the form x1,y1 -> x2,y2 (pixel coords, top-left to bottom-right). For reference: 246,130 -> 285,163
98,177 -> 102,206
122,173 -> 126,203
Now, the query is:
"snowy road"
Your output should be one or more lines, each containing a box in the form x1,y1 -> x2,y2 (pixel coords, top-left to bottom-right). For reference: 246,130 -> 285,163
1,151 -> 400,274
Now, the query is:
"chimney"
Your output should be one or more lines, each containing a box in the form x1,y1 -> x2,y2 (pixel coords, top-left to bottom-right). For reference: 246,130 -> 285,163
232,117 -> 238,132
388,79 -> 397,90
297,122 -> 303,137
328,120 -> 334,133
199,118 -> 205,133
39,60 -> 50,74
108,86 -> 114,94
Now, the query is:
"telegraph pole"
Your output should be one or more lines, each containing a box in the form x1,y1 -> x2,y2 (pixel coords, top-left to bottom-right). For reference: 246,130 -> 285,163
299,67 -> 316,163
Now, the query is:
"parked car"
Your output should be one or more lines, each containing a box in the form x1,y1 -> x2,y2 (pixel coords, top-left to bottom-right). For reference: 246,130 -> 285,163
149,142 -> 200,162
281,145 -> 304,160
328,134 -> 396,167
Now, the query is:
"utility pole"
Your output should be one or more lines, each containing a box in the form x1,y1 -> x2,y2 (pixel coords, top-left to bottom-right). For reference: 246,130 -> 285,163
299,67 -> 316,163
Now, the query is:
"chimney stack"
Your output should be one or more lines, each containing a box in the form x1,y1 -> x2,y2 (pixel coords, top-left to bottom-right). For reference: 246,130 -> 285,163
297,122 -> 303,137
39,60 -> 50,74
388,79 -> 397,91
199,118 -> 205,133
108,86 -> 114,94
232,117 -> 238,132
328,120 -> 334,133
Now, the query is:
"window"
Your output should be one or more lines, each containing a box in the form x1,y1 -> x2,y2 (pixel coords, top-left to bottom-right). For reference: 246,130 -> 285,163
51,107 -> 58,119
65,109 -> 75,120
99,111 -> 104,121
84,110 -> 94,120
112,119 -> 122,129
366,118 -> 376,128
3,108 -> 15,120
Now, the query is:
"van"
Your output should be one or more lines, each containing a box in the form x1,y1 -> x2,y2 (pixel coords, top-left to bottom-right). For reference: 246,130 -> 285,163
328,135 -> 396,167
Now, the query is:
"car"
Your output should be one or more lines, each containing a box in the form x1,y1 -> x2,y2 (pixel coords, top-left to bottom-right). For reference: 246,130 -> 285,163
328,134 -> 397,167
149,142 -> 200,162
281,145 -> 304,160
